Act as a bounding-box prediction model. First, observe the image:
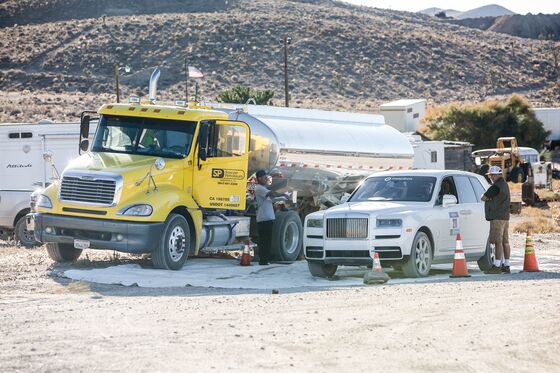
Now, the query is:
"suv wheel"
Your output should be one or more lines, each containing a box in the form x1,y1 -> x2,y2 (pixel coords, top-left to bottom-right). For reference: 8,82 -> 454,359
402,231 -> 432,278
307,261 -> 337,278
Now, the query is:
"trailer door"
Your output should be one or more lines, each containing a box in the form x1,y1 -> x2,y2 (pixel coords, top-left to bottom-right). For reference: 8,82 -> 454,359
193,120 -> 250,211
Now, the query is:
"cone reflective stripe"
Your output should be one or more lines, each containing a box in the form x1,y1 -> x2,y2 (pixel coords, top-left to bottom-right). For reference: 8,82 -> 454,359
372,251 -> 383,273
240,241 -> 251,266
450,233 -> 471,278
522,229 -> 540,272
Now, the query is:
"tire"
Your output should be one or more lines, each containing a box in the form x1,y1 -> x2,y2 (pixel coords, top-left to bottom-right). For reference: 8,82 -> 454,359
402,231 -> 433,278
152,214 -> 190,270
270,210 -> 303,262
14,215 -> 39,248
477,238 -> 493,272
509,167 -> 524,183
46,242 -> 82,262
307,261 -> 337,278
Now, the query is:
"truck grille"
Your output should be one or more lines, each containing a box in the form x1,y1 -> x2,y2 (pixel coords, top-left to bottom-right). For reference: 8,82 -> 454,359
60,176 -> 116,205
326,218 -> 368,239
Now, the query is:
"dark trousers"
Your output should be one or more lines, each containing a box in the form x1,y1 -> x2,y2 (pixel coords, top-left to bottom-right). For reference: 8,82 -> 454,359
257,220 -> 274,264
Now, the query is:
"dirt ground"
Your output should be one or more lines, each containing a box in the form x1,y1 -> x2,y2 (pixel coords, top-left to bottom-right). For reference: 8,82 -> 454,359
1,231 -> 559,372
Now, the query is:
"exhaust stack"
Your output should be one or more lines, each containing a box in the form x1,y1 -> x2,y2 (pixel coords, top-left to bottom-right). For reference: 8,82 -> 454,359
148,67 -> 161,103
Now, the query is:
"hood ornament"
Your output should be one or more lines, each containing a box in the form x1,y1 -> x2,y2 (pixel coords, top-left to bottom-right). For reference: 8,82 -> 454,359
136,158 -> 166,194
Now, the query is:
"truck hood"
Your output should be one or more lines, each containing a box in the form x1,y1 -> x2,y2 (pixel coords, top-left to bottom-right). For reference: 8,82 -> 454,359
61,152 -> 184,195
65,152 -> 163,174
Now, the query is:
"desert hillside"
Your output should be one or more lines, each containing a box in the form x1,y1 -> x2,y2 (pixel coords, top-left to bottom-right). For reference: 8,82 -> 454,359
449,13 -> 560,41
0,0 -> 558,123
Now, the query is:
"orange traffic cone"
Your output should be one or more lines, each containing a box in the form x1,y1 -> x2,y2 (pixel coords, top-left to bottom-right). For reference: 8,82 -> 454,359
372,251 -> 383,273
363,251 -> 390,284
240,241 -> 251,266
522,229 -> 540,272
450,233 -> 471,278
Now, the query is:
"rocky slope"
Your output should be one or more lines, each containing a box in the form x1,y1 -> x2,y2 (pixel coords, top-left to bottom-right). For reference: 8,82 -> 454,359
449,13 -> 560,41
0,0 -> 558,122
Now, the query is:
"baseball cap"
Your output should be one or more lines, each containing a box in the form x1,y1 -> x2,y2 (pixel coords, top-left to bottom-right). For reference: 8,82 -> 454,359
256,170 -> 267,178
486,165 -> 502,175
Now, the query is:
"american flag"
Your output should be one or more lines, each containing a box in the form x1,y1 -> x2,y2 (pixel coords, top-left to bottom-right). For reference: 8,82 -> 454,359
188,66 -> 204,78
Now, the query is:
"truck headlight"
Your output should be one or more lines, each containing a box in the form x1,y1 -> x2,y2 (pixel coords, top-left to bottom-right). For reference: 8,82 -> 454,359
36,194 -> 53,209
376,218 -> 402,228
119,204 -> 153,216
307,219 -> 323,228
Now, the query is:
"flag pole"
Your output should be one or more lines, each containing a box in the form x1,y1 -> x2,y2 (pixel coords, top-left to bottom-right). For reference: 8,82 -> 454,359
184,58 -> 189,102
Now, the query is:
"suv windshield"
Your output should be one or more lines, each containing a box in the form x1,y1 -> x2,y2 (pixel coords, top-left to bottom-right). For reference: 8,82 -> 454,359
350,176 -> 437,202
92,115 -> 196,159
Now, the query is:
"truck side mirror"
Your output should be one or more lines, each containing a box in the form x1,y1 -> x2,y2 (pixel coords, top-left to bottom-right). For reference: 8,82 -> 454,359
80,115 -> 90,138
80,139 -> 90,152
197,121 -> 211,162
198,147 -> 207,162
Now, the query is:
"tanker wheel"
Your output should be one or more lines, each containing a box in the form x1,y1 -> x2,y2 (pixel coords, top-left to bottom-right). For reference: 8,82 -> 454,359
270,210 -> 303,262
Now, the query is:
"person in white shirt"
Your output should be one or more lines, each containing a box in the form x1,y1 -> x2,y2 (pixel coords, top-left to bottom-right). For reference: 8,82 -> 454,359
254,170 -> 288,265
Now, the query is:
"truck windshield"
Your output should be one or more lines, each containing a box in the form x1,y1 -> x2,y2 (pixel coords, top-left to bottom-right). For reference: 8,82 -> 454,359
350,176 -> 437,202
92,115 -> 196,159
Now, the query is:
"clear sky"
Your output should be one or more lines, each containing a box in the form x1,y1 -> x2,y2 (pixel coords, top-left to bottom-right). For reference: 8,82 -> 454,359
343,1 -> 560,15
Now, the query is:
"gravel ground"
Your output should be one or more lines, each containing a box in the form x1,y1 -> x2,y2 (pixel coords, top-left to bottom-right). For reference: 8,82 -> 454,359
1,233 -> 559,372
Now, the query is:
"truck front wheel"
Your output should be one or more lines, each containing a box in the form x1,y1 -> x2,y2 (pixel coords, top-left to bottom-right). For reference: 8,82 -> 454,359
46,242 -> 82,262
152,214 -> 190,270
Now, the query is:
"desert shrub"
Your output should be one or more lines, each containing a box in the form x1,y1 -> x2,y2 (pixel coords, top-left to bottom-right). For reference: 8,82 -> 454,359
421,95 -> 550,150
217,86 -> 274,105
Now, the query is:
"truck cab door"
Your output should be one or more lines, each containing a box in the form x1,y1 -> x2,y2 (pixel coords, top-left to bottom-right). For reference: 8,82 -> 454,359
193,120 -> 250,211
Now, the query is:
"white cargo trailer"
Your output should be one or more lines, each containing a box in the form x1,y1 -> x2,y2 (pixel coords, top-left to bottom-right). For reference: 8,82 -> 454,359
0,121 -> 95,246
379,99 -> 427,133
406,134 -> 445,170
534,108 -> 560,149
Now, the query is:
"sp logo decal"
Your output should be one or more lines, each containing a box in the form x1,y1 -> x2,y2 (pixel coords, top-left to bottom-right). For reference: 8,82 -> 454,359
212,168 -> 225,178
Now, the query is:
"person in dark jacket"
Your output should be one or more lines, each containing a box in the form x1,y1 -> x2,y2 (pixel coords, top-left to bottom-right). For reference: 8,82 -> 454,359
481,166 -> 511,274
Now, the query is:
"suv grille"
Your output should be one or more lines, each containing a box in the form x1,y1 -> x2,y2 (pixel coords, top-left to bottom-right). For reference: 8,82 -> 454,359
60,176 -> 116,205
326,218 -> 368,239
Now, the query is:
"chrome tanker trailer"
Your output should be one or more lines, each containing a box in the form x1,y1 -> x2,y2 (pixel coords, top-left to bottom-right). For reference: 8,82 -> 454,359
211,103 -> 414,261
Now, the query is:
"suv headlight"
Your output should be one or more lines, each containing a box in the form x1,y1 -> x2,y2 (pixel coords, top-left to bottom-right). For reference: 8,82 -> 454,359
307,219 -> 323,228
36,194 -> 53,209
376,218 -> 402,228
118,204 -> 153,216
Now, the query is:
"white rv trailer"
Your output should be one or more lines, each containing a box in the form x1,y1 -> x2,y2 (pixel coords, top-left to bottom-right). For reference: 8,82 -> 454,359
0,121 -> 95,246
379,99 -> 427,133
533,108 -> 560,149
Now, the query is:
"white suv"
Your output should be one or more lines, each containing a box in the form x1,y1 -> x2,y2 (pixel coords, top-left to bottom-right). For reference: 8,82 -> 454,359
304,170 -> 493,278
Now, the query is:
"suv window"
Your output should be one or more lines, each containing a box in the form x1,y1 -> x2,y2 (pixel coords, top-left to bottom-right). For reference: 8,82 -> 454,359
436,176 -> 458,205
469,177 -> 486,202
454,175 -> 478,203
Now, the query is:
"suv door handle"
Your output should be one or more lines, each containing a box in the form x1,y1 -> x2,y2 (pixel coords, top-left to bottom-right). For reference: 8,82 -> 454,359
460,210 -> 472,215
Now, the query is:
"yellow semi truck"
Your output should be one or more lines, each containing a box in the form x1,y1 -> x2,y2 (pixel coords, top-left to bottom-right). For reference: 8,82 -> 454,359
29,68 -> 415,270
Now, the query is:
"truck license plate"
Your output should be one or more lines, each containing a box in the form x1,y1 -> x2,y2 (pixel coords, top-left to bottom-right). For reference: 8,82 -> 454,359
74,239 -> 90,250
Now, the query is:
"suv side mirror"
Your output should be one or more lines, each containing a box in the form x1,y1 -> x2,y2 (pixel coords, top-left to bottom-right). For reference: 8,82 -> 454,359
442,194 -> 458,207
340,193 -> 351,204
